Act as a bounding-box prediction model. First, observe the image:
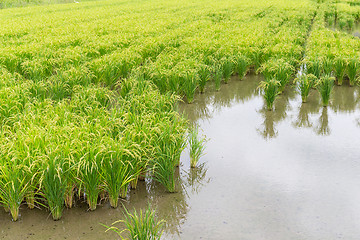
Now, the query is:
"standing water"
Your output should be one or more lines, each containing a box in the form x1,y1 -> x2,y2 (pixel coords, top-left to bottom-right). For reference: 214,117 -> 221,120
1,74 -> 360,239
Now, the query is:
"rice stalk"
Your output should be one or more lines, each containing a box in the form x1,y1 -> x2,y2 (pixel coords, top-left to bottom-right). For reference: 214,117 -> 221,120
103,205 -> 165,240
258,79 -> 280,111
316,75 -> 334,106
188,125 -> 207,168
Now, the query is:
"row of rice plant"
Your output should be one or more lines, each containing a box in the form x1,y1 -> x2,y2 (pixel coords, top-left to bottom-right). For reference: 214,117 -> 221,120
0,77 -> 189,221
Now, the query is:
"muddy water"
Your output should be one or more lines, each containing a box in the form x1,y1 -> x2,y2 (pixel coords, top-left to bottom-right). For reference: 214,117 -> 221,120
2,75 -> 360,239
327,22 -> 360,38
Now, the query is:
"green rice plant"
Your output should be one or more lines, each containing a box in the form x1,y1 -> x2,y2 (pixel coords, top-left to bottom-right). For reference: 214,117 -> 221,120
322,58 -> 333,76
40,156 -> 67,221
181,71 -> 199,104
339,19 -> 347,29
235,55 -> 249,80
101,149 -> 134,208
151,117 -> 186,193
188,125 -> 207,168
274,61 -> 295,92
316,75 -> 335,107
347,58 -> 359,86
295,73 -> 317,103
334,57 -> 347,86
0,163 -> 30,221
307,59 -> 322,79
258,79 -> 281,111
221,57 -> 235,84
197,64 -> 211,93
213,64 -> 223,91
104,205 -> 165,240
77,149 -> 102,211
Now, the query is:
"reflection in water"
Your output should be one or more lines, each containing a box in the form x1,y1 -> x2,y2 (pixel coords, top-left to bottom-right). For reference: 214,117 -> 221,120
257,86 -> 296,139
142,169 -> 189,236
178,74 -> 262,124
182,163 -> 211,194
257,107 -> 279,139
327,22 -> 360,38
293,103 -> 313,128
293,92 -> 321,129
330,86 -> 358,113
258,84 -> 360,138
316,107 -> 330,136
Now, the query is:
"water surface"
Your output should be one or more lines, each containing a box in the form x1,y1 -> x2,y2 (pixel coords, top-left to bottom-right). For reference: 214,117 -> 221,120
1,75 -> 360,239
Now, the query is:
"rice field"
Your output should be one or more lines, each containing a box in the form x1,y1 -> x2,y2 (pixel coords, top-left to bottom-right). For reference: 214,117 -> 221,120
1,0 -> 360,237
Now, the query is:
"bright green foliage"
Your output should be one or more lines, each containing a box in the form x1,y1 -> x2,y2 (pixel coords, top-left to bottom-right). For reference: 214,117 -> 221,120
0,163 -> 30,221
188,125 -> 207,168
295,74 -> 317,103
104,205 -> 165,240
258,79 -> 281,111
1,0 -> 360,222
259,59 -> 295,92
198,65 -> 211,93
221,57 -> 235,84
317,75 -> 335,107
235,55 -> 249,80
334,58 -> 347,85
347,58 -> 359,86
41,157 -> 68,221
213,64 -> 223,91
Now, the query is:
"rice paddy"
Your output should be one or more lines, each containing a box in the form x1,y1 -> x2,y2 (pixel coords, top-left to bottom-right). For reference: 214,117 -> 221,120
1,0 -> 360,238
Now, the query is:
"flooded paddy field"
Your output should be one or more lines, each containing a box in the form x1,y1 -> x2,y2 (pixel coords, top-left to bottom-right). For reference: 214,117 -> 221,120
2,75 -> 360,239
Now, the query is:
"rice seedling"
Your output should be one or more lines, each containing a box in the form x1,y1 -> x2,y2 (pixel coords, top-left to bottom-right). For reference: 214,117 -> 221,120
101,147 -> 135,208
181,71 -> 199,104
77,149 -> 102,211
316,75 -> 335,107
334,57 -> 347,86
40,156 -> 67,221
198,64 -> 211,93
347,58 -> 359,86
213,64 -> 223,91
258,79 -> 281,111
235,55 -> 249,80
103,205 -> 165,240
295,73 -> 317,103
151,117 -> 186,193
307,59 -> 322,79
322,58 -> 333,76
0,163 -> 30,221
188,125 -> 207,168
221,57 -> 235,84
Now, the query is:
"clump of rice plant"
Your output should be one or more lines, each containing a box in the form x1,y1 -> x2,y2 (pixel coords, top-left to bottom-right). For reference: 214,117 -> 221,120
41,157 -> 67,221
258,79 -> 281,111
307,59 -> 322,78
103,205 -> 165,240
295,73 -> 316,103
221,57 -> 235,84
322,57 -> 333,76
213,64 -> 223,91
334,57 -> 347,85
198,64 -> 211,93
316,75 -> 335,106
188,125 -> 207,168
0,164 -> 30,221
101,150 -> 134,208
235,55 -> 249,80
182,71 -> 198,104
77,148 -> 102,211
151,118 -> 186,193
347,58 -> 359,86
259,59 -> 294,92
